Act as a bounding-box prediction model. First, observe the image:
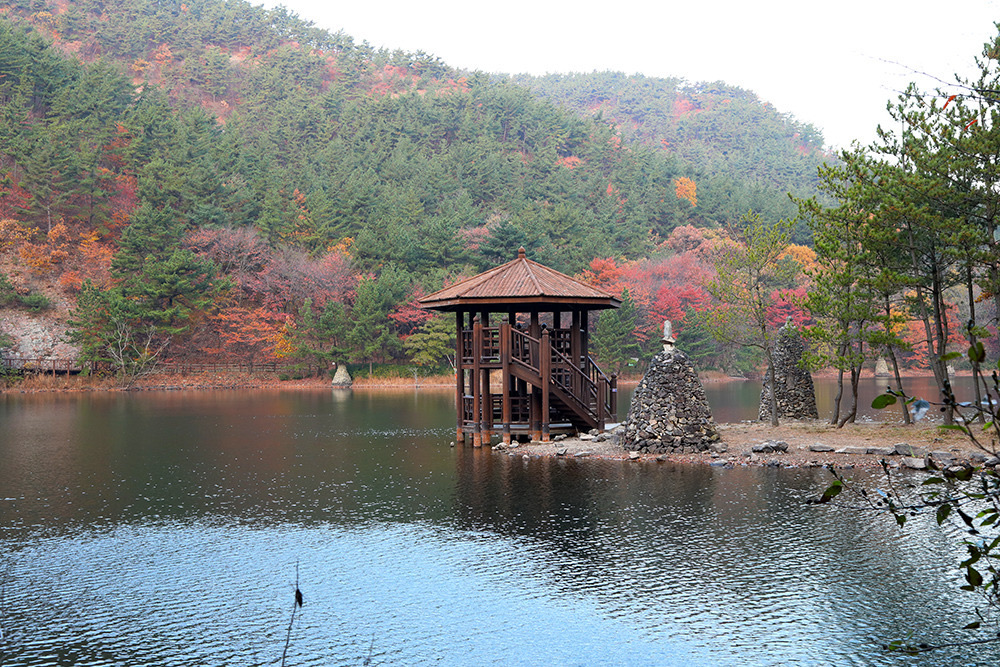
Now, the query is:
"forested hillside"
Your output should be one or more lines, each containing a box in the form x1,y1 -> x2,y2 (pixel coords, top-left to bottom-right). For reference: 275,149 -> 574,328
517,72 -> 829,236
0,0 -> 829,379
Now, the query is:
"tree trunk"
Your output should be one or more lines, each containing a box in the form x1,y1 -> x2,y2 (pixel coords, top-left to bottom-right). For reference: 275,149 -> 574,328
887,346 -> 911,425
902,225 -> 954,424
838,364 -> 860,428
830,342 -> 846,426
966,262 -> 985,424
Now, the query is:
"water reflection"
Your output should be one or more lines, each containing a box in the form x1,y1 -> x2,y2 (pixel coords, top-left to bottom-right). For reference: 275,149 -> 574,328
0,388 -> 995,666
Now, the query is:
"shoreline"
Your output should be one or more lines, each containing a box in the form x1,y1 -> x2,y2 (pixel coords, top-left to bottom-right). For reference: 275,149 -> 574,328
5,372 -> 994,471
495,419 -> 995,471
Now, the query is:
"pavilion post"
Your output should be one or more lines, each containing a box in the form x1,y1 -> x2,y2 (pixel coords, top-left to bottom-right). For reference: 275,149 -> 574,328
472,315 -> 482,447
610,372 -> 618,422
481,312 -> 492,445
500,321 -> 512,444
572,310 -> 583,397
540,327 -> 551,442
597,373 -> 607,431
455,311 -> 464,443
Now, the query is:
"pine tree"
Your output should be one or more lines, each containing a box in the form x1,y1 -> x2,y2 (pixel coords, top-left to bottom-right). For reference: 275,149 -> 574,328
592,288 -> 641,374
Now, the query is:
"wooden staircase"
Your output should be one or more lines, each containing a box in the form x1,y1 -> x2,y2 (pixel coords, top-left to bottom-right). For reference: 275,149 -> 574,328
461,323 -> 617,442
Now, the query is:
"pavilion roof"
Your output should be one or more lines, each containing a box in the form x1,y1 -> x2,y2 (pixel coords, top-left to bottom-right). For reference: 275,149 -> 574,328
418,248 -> 621,312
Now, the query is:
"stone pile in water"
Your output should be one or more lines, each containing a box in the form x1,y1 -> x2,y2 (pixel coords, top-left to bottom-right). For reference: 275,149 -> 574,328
620,346 -> 720,454
758,322 -> 817,421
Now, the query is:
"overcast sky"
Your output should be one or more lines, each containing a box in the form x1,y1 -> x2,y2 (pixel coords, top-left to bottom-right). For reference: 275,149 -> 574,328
262,1 -> 999,150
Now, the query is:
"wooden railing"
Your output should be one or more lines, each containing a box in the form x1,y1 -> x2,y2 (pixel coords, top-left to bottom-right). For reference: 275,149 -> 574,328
506,327 -> 616,427
1,357 -> 89,375
1,358 -> 326,376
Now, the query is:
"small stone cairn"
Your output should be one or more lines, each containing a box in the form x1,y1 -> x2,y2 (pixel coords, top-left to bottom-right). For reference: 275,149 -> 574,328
620,321 -> 720,454
758,321 -> 818,421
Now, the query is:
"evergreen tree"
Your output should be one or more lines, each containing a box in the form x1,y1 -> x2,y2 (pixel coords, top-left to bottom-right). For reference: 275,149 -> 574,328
592,288 -> 641,374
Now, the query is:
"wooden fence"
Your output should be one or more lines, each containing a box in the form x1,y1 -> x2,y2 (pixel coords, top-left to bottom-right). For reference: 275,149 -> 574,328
1,358 -> 328,377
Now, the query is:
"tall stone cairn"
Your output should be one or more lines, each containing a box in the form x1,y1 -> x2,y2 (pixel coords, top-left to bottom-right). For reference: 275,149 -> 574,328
620,349 -> 720,454
758,323 -> 818,420
331,363 -> 353,387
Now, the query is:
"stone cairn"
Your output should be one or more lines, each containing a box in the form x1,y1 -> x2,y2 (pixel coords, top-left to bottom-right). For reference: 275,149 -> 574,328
620,321 -> 720,454
758,321 -> 818,420
331,363 -> 353,387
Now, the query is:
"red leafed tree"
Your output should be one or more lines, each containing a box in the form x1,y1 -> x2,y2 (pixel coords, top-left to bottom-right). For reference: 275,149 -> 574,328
578,257 -> 627,295
0,174 -> 31,219
185,225 -> 272,301
766,287 -> 811,329
388,285 -> 434,337
184,228 -> 357,311
106,172 -> 139,238
624,252 -> 713,339
896,306 -> 966,370
666,224 -> 707,254
202,305 -> 288,364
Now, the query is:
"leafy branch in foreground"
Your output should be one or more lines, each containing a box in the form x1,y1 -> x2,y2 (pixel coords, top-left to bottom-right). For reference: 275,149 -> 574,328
814,344 -> 1000,654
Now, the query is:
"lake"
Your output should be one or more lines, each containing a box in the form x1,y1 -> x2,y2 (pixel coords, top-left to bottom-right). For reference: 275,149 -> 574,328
0,378 -> 994,666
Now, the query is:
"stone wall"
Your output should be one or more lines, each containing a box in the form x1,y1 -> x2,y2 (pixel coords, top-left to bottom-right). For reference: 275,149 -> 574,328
758,324 -> 818,420
620,348 -> 720,453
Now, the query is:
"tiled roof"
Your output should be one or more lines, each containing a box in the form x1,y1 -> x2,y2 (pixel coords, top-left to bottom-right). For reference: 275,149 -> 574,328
419,248 -> 620,311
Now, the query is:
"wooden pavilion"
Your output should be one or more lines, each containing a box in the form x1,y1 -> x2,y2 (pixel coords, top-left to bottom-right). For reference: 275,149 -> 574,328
419,248 -> 621,446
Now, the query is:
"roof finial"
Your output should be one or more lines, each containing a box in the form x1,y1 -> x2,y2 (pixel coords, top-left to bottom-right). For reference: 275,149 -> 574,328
517,247 -> 526,259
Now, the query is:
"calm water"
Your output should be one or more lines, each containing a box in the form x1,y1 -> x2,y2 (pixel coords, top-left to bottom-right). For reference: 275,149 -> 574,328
0,380 -> 993,666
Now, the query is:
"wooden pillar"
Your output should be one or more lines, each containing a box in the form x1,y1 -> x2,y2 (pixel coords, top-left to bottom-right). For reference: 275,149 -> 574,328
501,321 -> 512,444
455,310 -> 464,443
540,327 -> 551,442
572,309 -> 583,396
472,315 -> 482,447
597,373 -> 607,431
481,313 -> 492,445
610,372 -> 618,423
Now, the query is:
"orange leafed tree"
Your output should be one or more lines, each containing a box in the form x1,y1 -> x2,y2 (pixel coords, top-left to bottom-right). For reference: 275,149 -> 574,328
674,177 -> 697,207
781,244 -> 818,275
578,257 -> 627,295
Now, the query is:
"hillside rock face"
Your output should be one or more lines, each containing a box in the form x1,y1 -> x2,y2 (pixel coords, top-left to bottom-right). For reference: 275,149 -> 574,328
758,324 -> 818,421
0,311 -> 77,360
620,349 -> 719,453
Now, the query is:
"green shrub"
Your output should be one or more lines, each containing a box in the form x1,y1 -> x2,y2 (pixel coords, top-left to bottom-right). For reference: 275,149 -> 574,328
0,272 -> 51,311
19,293 -> 50,312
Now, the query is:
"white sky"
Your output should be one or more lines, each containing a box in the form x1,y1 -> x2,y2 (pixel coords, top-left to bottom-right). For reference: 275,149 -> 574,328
262,0 -> 1000,150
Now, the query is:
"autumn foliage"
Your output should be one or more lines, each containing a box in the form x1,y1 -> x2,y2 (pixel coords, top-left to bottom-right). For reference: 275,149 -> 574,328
674,177 -> 697,207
